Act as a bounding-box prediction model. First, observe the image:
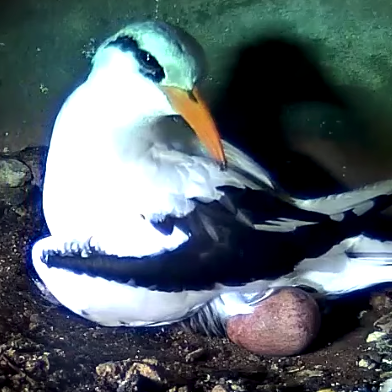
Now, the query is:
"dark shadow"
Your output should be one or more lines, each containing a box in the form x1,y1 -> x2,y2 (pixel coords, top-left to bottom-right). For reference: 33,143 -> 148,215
212,34 -> 356,198
311,291 -> 372,350
307,281 -> 392,352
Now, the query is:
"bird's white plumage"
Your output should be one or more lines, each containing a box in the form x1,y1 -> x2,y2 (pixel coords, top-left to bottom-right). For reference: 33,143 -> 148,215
32,237 -> 217,326
43,41 -> 275,251
30,20 -> 392,331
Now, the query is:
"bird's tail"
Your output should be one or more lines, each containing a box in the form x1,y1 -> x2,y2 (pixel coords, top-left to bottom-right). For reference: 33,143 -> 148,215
292,178 -> 392,218
272,234 -> 392,297
181,299 -> 227,337
343,235 -> 392,289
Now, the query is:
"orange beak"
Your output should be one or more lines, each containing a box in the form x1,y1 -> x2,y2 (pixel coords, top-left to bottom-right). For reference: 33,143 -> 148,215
161,86 -> 227,170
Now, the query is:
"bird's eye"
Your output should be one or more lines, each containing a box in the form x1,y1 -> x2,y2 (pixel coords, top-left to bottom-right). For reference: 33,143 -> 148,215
137,50 -> 161,71
135,49 -> 165,82
106,36 -> 165,82
139,51 -> 151,64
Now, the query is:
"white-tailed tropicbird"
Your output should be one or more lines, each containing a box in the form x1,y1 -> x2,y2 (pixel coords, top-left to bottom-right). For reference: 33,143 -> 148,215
29,20 -> 392,333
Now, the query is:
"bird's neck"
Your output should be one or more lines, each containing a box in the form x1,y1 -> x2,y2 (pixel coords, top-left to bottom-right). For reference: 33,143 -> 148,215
85,63 -> 177,162
90,59 -> 173,118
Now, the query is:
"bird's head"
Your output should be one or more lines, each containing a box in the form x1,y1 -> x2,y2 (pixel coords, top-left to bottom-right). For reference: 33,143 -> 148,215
91,21 -> 227,169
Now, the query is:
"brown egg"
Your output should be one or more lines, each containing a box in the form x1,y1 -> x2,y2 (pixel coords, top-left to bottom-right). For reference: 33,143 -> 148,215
226,287 -> 321,356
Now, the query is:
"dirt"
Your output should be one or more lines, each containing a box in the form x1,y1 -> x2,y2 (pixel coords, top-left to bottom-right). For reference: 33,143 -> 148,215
0,186 -> 390,392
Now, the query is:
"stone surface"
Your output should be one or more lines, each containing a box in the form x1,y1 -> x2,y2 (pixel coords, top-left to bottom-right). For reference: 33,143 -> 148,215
0,158 -> 30,188
16,146 -> 48,190
0,147 -> 48,212
0,157 -> 33,208
226,288 -> 321,356
95,357 -> 165,391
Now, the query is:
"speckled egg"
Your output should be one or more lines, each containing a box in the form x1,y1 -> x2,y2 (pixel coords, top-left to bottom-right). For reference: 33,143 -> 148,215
226,287 -> 321,356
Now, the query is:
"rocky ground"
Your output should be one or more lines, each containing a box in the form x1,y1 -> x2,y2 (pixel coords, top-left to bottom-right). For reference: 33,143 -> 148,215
0,147 -> 392,392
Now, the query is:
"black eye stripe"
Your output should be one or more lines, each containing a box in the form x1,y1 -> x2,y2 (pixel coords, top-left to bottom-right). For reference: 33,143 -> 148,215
107,35 -> 166,83
108,35 -> 139,52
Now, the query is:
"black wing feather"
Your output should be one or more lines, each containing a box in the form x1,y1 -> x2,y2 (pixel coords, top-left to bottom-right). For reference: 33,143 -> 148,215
42,187 -> 392,292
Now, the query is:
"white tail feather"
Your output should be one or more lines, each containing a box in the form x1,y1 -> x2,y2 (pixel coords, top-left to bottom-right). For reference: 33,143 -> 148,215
271,235 -> 392,295
293,179 -> 392,215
